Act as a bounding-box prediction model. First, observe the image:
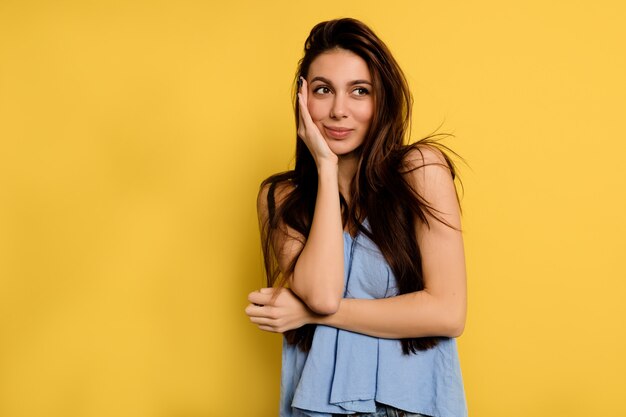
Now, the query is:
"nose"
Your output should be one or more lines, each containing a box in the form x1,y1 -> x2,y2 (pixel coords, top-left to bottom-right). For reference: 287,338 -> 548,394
330,95 -> 348,119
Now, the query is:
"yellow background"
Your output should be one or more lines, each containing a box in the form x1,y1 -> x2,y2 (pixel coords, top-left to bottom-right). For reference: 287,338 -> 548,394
1,1 -> 625,416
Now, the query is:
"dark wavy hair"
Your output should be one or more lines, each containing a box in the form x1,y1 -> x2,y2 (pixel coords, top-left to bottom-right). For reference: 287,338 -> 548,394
260,18 -> 463,355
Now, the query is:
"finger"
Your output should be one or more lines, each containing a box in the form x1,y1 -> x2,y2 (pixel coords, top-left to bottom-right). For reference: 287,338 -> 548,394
249,316 -> 274,326
300,78 -> 315,126
300,76 -> 309,104
247,303 -> 281,320
297,90 -> 309,118
258,325 -> 278,333
297,94 -> 306,140
259,287 -> 274,294
248,291 -> 272,305
297,98 -> 315,142
297,93 -> 307,121
298,92 -> 316,129
245,304 -> 272,318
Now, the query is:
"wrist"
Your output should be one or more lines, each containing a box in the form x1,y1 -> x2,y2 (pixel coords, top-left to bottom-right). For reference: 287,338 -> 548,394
316,156 -> 339,173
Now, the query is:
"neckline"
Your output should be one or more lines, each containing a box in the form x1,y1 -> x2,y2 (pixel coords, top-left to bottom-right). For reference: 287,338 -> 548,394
343,217 -> 370,239
343,230 -> 355,239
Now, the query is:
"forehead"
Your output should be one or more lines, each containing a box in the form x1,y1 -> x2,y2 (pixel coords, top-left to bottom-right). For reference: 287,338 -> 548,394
308,49 -> 371,82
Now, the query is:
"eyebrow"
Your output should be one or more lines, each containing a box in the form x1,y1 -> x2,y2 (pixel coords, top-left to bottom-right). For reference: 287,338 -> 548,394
310,76 -> 372,86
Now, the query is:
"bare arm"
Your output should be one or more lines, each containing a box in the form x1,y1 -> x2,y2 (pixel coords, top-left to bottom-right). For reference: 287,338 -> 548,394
257,77 -> 344,315
248,146 -> 467,337
291,162 -> 344,314
317,146 -> 467,337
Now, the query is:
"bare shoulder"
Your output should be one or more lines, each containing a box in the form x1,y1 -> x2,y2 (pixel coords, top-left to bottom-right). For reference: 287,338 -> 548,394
402,144 -> 452,173
401,144 -> 455,191
402,144 -> 461,228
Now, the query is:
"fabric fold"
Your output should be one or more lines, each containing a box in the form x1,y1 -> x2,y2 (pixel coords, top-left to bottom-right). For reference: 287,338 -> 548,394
280,223 -> 468,417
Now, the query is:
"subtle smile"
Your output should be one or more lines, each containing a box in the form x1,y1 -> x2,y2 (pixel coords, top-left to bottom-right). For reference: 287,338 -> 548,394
323,125 -> 354,139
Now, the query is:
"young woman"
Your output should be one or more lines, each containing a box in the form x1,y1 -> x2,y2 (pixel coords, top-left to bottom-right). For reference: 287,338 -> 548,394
246,18 -> 468,417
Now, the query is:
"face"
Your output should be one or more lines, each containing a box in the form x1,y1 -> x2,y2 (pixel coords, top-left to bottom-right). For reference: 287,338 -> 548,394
306,48 -> 374,157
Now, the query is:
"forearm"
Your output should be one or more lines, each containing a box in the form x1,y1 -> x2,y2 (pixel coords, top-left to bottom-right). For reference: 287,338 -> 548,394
313,290 -> 466,338
291,162 -> 344,314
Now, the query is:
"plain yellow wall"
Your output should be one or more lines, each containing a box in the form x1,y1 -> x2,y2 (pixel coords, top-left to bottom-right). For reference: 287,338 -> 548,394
1,1 -> 625,416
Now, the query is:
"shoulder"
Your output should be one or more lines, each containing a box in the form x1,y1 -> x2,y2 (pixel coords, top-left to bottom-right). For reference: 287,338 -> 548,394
402,143 -> 452,173
400,144 -> 455,190
400,144 -> 461,227
258,178 -> 295,209
257,177 -> 296,223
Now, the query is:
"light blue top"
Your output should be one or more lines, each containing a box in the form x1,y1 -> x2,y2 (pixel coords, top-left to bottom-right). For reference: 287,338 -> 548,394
280,223 -> 468,417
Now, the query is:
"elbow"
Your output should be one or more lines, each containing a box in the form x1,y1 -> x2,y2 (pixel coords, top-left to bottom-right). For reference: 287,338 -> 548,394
434,292 -> 466,338
444,311 -> 466,338
447,320 -> 465,338
290,275 -> 342,315
306,296 -> 341,315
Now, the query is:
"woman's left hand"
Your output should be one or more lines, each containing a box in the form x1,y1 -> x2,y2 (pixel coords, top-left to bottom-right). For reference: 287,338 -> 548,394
245,287 -> 317,333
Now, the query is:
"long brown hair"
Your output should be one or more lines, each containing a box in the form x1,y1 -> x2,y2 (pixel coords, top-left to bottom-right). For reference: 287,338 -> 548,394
260,18 -> 463,355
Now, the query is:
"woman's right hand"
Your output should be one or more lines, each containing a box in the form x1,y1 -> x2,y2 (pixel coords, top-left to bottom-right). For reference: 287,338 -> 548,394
297,77 -> 338,167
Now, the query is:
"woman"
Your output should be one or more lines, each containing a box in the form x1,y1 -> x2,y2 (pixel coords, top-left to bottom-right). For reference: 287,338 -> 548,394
246,18 -> 467,417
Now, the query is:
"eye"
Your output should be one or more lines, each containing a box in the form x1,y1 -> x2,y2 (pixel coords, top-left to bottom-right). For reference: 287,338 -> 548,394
313,86 -> 331,94
353,87 -> 370,96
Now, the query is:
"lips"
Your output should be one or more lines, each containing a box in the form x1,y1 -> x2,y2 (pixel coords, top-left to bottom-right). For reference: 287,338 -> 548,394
323,125 -> 354,139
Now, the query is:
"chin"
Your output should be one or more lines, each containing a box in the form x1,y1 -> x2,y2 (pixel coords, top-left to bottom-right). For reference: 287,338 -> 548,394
329,143 -> 363,158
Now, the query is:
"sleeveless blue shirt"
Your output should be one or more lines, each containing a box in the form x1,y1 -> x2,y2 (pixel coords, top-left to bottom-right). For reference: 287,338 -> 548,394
280,223 -> 468,417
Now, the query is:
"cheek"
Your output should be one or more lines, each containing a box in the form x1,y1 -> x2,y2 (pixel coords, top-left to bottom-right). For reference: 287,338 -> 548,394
355,102 -> 374,126
307,99 -> 325,122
